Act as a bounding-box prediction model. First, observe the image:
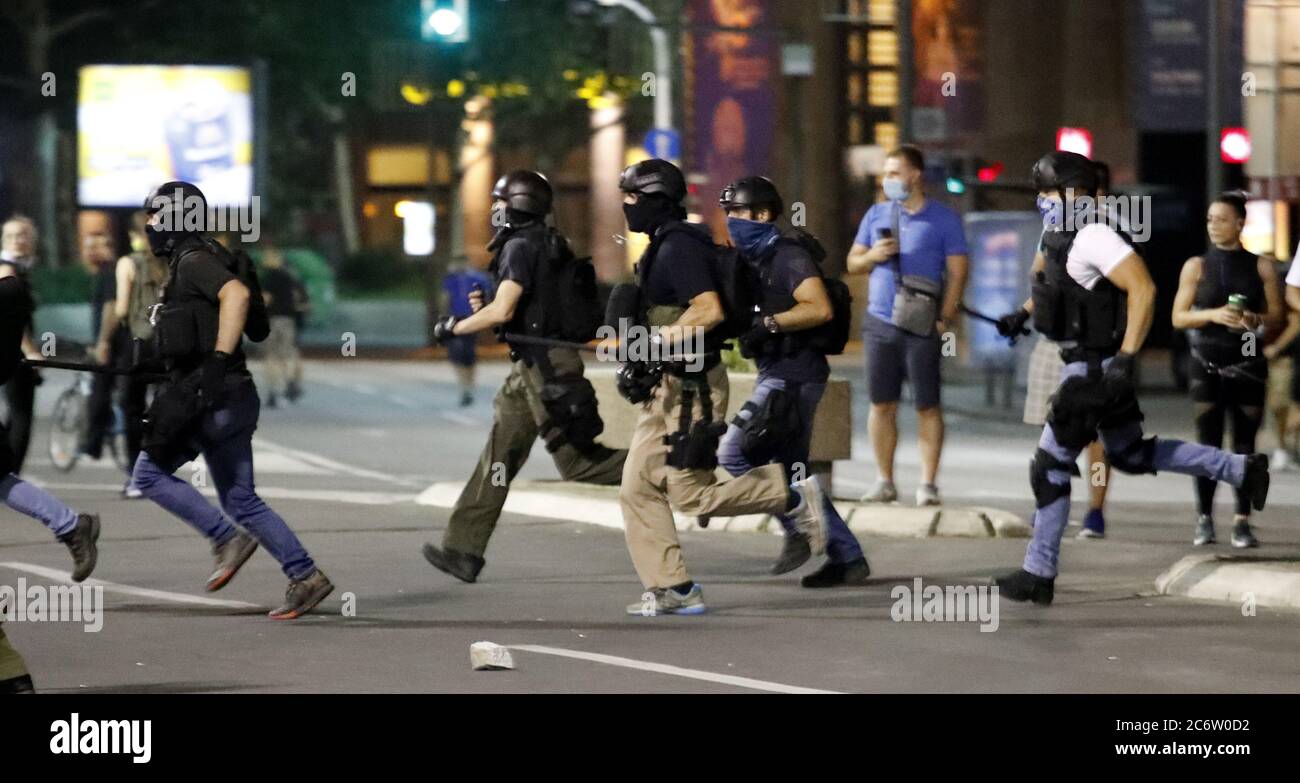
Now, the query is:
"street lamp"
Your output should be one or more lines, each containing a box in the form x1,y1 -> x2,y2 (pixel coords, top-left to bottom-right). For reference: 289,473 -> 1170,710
421,0 -> 469,43
595,0 -> 675,160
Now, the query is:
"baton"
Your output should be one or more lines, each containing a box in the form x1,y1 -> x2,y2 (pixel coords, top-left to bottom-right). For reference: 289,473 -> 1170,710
499,332 -> 703,363
961,304 -> 1031,344
24,358 -> 168,382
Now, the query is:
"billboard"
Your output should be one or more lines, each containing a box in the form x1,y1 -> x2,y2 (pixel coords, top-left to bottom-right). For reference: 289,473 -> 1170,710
78,65 -> 254,208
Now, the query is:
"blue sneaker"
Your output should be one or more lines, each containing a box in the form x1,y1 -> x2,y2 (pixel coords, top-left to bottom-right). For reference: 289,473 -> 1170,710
1076,509 -> 1105,539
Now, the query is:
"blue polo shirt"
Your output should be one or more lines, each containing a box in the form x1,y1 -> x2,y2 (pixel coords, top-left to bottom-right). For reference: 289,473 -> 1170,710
853,199 -> 968,325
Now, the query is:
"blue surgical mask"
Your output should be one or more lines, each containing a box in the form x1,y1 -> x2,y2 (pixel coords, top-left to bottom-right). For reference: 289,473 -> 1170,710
726,217 -> 781,259
883,180 -> 909,202
1037,195 -> 1063,228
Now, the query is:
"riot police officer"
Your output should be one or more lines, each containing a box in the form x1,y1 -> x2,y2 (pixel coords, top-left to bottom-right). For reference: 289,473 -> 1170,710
715,176 -> 869,587
132,181 -> 333,620
614,159 -> 829,616
992,152 -> 1271,604
422,170 -> 626,582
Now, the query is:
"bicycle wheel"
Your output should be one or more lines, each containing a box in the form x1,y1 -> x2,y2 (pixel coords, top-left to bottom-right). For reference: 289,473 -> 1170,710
48,387 -> 86,472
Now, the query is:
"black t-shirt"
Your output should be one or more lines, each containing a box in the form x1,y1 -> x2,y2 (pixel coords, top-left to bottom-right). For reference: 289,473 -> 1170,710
641,222 -> 717,308
91,262 -> 117,340
754,242 -> 830,383
0,276 -> 30,385
490,224 -> 545,336
262,267 -> 299,318
168,241 -> 250,377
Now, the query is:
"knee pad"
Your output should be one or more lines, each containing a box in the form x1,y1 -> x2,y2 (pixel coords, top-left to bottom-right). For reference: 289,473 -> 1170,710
1107,435 -> 1158,475
1030,448 -> 1073,509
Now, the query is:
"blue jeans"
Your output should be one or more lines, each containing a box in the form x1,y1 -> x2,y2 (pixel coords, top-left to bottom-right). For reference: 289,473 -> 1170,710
132,381 -> 316,580
0,474 -> 78,538
718,376 -> 865,564
1023,359 -> 1246,579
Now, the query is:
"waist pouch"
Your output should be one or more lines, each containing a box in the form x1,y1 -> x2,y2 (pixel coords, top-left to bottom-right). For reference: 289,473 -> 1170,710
539,376 -> 604,453
892,274 -> 941,337
141,379 -> 204,467
732,385 -> 803,466
664,378 -> 726,471
153,304 -> 199,359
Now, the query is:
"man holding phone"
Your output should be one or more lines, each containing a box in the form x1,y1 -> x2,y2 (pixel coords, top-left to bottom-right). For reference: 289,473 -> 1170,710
847,145 -> 969,507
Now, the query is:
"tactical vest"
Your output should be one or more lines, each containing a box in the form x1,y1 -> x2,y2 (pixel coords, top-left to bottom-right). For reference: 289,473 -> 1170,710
1191,246 -> 1263,362
1031,228 -> 1130,356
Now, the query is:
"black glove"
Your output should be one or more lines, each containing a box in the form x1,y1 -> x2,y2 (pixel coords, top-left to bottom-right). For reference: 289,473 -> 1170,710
995,307 -> 1031,339
199,351 -> 229,409
1103,351 -> 1137,394
433,315 -> 458,345
616,361 -> 661,404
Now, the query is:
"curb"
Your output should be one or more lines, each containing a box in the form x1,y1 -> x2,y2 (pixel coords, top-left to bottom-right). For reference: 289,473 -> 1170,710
1154,554 -> 1300,610
415,480 -> 1029,539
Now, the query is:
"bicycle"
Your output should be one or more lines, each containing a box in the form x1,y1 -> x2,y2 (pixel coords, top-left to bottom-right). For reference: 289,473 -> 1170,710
47,353 -> 130,473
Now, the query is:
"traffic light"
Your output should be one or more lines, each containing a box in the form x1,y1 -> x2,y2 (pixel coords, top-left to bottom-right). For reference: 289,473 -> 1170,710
421,0 -> 469,43
1220,128 -> 1251,164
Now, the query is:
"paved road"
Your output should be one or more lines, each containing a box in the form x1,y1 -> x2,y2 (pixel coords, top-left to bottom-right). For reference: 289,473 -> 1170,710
3,358 -> 1298,693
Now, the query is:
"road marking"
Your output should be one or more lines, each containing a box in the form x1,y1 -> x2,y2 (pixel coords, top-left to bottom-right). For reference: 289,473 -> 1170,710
510,644 -> 840,694
0,562 -> 260,609
34,482 -> 415,506
252,437 -> 421,487
437,411 -> 477,427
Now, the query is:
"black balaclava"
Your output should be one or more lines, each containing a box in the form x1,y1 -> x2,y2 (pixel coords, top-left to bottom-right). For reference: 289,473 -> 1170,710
622,193 -> 682,235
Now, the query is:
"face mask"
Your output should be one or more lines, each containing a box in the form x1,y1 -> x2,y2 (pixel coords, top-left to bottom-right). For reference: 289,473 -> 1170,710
130,234 -> 148,253
623,197 -> 669,234
1037,196 -> 1064,229
726,217 -> 781,259
490,203 -> 509,231
0,249 -> 34,270
883,180 -> 910,202
144,221 -> 174,257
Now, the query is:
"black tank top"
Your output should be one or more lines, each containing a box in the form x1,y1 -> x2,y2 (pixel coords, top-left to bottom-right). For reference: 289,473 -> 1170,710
1191,246 -> 1263,362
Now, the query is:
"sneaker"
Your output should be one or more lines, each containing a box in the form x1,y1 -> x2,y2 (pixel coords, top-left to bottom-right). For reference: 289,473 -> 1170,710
1193,514 -> 1216,546
1231,518 -> 1259,549
459,391 -> 474,408
1076,509 -> 1105,539
58,514 -> 100,583
860,479 -> 898,504
1270,448 -> 1292,472
266,394 -> 279,409
915,483 -> 941,507
770,533 -> 811,575
788,478 -> 829,556
1241,453 -> 1270,512
625,584 -> 706,616
121,477 -> 144,500
268,569 -> 335,620
207,531 -> 259,592
286,381 -> 303,402
994,568 -> 1055,605
800,557 -> 870,588
422,543 -> 485,584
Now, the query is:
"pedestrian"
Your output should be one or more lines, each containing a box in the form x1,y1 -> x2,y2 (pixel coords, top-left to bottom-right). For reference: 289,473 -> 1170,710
81,233 -> 123,461
422,170 -> 627,583
132,181 -> 333,619
442,262 -> 492,407
614,159 -> 829,616
846,145 -> 969,507
258,245 -> 304,408
0,215 -> 42,474
1171,191 -> 1285,547
992,152 -> 1270,605
715,176 -> 869,587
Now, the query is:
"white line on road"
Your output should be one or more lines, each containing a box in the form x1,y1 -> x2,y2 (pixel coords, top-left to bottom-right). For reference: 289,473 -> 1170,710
252,437 -> 422,487
0,562 -> 260,609
437,411 -> 478,427
510,644 -> 840,694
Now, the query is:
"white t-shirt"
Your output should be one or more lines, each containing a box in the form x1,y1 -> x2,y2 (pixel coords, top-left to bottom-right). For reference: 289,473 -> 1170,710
1286,251 -> 1300,288
1065,224 -> 1136,290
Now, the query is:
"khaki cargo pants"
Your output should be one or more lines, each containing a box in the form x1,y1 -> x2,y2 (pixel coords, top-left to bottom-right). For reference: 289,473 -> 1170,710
443,348 -> 626,558
620,363 -> 789,589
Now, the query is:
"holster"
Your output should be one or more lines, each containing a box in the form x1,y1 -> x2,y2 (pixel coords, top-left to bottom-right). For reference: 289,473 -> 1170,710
664,377 -> 726,471
733,385 -> 802,466
539,375 -> 604,453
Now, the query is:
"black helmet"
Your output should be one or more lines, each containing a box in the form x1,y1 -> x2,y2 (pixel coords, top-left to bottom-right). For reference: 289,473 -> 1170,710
1032,151 -> 1098,196
618,158 -> 686,202
719,176 -> 783,218
491,170 -> 553,216
143,181 -> 208,256
144,181 -> 207,222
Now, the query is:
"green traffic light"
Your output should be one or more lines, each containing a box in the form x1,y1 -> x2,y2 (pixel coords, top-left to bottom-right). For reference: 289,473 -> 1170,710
946,177 -> 966,195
